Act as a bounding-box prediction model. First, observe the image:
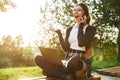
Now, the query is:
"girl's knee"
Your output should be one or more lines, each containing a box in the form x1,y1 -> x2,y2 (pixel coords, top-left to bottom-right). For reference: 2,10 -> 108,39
34,56 -> 42,63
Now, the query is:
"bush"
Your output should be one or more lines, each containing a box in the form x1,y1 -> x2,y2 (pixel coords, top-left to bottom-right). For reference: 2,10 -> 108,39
92,59 -> 120,71
0,57 -> 12,68
92,48 -> 104,62
103,46 -> 117,60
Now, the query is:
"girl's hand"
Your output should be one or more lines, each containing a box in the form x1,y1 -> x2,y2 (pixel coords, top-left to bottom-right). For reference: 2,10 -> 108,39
80,16 -> 87,25
49,25 -> 58,32
49,25 -> 56,32
49,25 -> 61,33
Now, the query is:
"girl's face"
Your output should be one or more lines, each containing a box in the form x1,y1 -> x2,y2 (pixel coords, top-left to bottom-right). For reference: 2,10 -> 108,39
73,5 -> 84,23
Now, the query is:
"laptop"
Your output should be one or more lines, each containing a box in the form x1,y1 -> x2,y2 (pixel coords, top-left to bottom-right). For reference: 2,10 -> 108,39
39,47 -> 63,67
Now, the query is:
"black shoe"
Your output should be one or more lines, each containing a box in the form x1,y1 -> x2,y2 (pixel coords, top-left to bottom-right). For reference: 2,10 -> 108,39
87,75 -> 93,80
61,74 -> 74,80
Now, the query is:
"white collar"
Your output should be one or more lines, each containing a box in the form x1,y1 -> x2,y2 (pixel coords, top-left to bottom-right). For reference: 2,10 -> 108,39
74,23 -> 79,28
74,23 -> 88,28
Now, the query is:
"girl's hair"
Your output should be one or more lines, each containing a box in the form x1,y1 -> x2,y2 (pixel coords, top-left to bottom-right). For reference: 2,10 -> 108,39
76,3 -> 91,25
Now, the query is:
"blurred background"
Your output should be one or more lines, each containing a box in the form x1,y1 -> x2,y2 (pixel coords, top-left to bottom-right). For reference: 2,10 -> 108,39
0,0 -> 120,80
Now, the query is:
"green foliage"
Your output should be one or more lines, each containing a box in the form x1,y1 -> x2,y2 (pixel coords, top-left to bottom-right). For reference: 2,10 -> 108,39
0,35 -> 34,68
0,57 -> 12,68
92,0 -> 120,60
92,59 -> 120,71
50,0 -> 76,27
92,42 -> 117,62
103,42 -> 117,60
92,48 -> 104,61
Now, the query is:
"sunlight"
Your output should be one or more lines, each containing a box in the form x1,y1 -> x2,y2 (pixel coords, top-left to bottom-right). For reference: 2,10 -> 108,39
0,0 -> 50,47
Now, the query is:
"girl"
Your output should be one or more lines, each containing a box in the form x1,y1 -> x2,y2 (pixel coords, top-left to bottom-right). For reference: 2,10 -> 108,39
34,2 -> 96,80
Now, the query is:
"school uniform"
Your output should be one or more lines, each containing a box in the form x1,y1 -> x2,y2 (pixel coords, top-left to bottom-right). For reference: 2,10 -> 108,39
56,23 -> 96,79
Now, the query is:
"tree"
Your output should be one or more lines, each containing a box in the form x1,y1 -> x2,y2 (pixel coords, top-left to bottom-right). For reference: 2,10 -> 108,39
0,35 -> 34,67
92,0 -> 120,61
0,0 -> 16,12
37,3 -> 62,49
51,0 -> 77,27
14,35 -> 23,50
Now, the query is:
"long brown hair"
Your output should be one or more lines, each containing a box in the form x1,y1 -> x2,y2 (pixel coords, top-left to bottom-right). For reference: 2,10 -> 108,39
76,3 -> 91,25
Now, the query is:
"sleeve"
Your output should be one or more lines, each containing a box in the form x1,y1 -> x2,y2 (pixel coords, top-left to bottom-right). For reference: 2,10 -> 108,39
78,26 -> 96,47
55,29 -> 70,52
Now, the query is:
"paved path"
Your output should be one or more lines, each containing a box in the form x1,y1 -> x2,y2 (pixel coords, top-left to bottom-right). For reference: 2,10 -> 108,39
93,73 -> 120,80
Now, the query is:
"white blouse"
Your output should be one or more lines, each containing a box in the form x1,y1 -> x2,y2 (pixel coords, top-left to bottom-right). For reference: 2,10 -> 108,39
68,25 -> 88,51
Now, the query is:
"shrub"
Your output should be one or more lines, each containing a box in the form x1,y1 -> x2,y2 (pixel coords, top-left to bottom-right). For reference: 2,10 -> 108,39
0,57 -> 12,68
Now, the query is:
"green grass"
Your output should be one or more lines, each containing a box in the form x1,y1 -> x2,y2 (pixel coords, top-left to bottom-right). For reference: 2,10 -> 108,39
0,66 -> 43,80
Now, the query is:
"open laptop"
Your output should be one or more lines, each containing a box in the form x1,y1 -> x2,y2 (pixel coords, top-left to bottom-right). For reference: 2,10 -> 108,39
39,47 -> 63,67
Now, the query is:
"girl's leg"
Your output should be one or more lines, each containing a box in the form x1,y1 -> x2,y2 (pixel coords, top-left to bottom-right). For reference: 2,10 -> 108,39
34,56 -> 64,78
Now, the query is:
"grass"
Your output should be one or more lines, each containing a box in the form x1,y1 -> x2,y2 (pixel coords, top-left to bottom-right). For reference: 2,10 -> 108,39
0,59 -> 120,80
0,66 -> 43,80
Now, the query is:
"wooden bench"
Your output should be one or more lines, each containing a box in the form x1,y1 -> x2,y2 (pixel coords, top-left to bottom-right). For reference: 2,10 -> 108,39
96,66 -> 120,77
24,76 -> 101,80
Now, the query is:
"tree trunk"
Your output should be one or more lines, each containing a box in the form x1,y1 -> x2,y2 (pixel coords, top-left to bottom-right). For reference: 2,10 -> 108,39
117,28 -> 120,61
